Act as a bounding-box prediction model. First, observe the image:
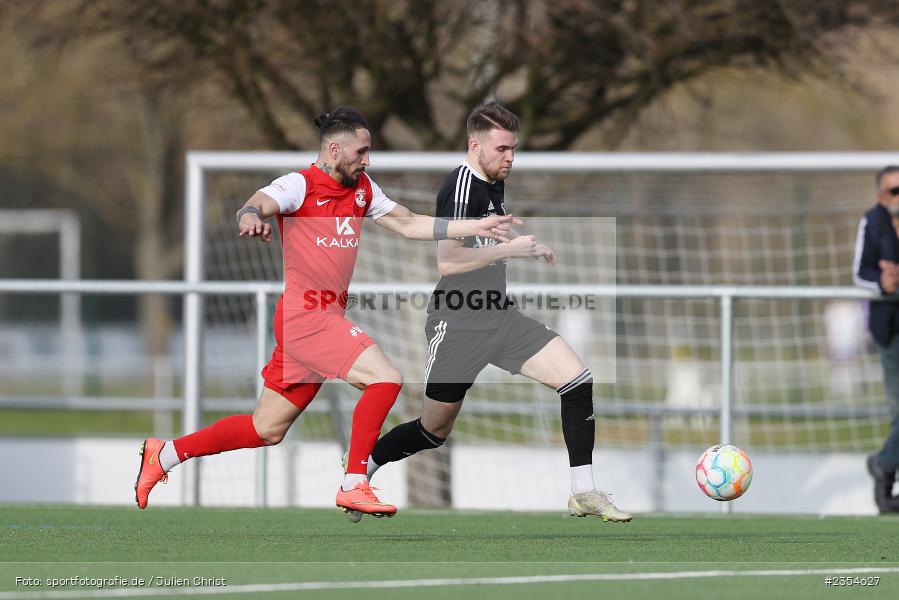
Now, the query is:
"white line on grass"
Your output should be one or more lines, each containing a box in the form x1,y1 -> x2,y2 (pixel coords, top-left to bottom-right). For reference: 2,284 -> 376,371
3,567 -> 898,599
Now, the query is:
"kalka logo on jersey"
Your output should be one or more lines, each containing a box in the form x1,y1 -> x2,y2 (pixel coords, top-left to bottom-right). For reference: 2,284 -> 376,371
355,188 -> 367,208
335,216 -> 355,235
316,216 -> 359,248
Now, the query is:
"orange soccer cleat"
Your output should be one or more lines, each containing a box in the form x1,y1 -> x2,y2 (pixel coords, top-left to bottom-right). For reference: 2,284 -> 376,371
335,482 -> 397,518
134,438 -> 168,509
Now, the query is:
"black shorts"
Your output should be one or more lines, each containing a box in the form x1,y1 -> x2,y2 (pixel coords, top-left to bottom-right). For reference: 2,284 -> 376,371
424,310 -> 558,402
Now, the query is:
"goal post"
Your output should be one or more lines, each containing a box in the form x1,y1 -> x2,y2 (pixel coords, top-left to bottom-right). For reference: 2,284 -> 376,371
0,209 -> 81,396
185,152 -> 899,513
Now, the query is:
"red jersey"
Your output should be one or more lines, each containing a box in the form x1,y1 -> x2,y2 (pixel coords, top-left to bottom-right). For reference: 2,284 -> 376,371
258,165 -> 397,313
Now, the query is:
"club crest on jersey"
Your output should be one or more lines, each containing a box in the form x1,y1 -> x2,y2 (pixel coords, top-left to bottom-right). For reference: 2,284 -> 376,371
355,188 -> 367,208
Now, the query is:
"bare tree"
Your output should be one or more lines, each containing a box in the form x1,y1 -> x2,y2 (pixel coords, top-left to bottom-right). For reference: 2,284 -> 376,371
27,0 -> 897,151
510,0 -> 884,148
1,1 -> 187,358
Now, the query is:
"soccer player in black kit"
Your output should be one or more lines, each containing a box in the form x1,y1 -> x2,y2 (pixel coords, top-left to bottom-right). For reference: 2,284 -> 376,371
358,101 -> 631,522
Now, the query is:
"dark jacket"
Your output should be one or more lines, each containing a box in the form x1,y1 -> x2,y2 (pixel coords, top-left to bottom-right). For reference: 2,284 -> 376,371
854,203 -> 899,345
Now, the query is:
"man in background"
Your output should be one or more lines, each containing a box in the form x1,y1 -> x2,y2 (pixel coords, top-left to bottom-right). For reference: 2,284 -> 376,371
853,164 -> 899,513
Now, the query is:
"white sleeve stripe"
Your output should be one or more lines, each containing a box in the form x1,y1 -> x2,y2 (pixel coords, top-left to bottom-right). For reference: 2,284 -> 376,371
453,168 -> 461,219
461,167 -> 470,219
454,166 -> 472,220
855,277 -> 881,292
453,167 -> 465,219
462,168 -> 471,218
851,216 -> 865,279
852,216 -> 881,291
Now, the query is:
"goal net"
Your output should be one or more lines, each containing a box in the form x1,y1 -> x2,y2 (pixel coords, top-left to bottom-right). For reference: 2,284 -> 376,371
192,153 -> 891,514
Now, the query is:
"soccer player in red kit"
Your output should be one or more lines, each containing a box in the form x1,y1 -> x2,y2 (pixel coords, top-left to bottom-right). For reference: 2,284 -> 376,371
134,107 -> 517,517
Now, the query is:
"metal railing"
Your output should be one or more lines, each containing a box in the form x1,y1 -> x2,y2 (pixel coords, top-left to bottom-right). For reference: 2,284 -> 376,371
0,278 -> 887,511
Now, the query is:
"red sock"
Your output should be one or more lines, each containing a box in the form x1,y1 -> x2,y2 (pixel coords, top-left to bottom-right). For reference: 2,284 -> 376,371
172,414 -> 266,461
346,382 -> 402,474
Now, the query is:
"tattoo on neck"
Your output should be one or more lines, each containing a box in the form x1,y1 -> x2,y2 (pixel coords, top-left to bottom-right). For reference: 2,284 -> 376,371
317,162 -> 333,174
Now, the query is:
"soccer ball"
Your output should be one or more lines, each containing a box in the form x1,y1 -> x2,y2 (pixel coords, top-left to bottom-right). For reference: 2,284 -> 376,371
695,444 -> 752,501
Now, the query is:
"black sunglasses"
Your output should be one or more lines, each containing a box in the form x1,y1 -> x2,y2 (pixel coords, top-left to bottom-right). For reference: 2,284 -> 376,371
887,186 -> 899,196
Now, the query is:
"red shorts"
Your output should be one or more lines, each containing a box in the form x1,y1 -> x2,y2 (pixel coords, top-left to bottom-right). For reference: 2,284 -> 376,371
261,297 -> 375,408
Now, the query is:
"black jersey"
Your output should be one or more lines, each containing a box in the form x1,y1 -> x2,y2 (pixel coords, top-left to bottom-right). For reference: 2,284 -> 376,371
427,162 -> 514,329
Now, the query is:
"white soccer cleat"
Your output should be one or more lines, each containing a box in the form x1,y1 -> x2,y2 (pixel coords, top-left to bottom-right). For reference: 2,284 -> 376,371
568,490 -> 632,522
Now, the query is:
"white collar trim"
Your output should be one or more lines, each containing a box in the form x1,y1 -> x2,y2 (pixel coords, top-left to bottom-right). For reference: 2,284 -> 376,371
463,160 -> 492,183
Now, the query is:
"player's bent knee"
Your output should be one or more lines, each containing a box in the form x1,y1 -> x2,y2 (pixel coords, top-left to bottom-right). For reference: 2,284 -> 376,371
254,424 -> 287,446
260,432 -> 284,446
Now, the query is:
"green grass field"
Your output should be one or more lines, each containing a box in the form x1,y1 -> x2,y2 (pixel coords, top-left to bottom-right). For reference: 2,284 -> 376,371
2,506 -> 899,599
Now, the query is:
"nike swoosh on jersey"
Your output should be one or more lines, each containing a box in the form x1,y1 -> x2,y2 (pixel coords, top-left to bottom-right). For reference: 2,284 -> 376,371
316,199 -> 332,206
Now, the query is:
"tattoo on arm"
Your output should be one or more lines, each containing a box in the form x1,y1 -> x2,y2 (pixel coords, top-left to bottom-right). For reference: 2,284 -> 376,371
317,162 -> 333,174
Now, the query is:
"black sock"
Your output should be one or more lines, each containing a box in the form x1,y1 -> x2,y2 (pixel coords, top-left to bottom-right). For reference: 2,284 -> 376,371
371,418 -> 445,466
558,369 -> 594,467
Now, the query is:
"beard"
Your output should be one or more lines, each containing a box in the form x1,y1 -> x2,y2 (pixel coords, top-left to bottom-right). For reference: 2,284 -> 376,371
478,153 -> 510,182
335,164 -> 361,187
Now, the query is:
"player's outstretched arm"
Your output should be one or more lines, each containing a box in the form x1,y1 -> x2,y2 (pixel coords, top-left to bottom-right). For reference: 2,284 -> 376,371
436,235 -> 555,276
236,191 -> 280,242
436,239 -> 512,276
448,213 -> 521,241
503,228 -> 556,265
375,204 -> 521,241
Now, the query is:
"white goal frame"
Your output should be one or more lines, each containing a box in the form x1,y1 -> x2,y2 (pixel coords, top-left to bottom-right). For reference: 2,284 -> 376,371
0,209 -> 81,395
184,151 -> 899,508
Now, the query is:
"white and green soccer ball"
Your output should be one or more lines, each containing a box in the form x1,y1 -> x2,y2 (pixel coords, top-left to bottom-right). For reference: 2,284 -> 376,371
695,444 -> 753,501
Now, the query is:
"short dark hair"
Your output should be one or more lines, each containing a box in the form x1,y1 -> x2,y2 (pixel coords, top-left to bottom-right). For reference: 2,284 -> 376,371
876,165 -> 899,190
314,107 -> 369,142
466,101 -> 520,138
